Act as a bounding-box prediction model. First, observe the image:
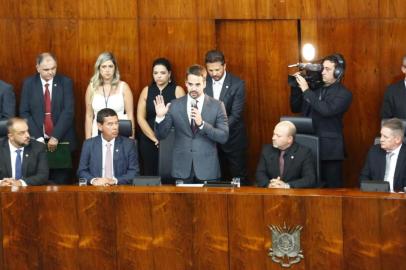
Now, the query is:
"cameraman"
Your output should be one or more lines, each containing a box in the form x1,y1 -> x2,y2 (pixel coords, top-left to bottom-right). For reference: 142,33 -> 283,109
290,54 -> 352,188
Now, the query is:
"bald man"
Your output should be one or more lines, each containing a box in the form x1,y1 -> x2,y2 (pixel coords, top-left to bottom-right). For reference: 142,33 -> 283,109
256,121 -> 316,188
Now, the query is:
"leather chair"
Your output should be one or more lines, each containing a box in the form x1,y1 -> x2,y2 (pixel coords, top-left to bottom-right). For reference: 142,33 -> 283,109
118,119 -> 132,137
280,116 -> 321,185
0,120 -> 7,138
158,128 -> 175,184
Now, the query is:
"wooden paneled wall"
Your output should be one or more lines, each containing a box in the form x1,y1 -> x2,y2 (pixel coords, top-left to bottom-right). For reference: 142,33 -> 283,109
1,0 -> 406,185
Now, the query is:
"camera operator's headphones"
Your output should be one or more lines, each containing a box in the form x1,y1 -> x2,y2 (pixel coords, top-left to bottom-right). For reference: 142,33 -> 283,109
324,53 -> 346,81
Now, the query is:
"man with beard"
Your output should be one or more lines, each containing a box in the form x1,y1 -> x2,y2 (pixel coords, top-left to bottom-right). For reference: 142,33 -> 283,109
204,50 -> 248,184
0,117 -> 49,186
256,121 -> 316,188
154,64 -> 229,181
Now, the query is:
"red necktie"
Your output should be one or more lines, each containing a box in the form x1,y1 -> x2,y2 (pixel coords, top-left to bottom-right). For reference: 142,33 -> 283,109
44,83 -> 53,136
279,150 -> 285,177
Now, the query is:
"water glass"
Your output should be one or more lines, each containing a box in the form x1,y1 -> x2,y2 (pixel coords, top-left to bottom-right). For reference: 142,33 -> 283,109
78,178 -> 87,186
232,177 -> 241,188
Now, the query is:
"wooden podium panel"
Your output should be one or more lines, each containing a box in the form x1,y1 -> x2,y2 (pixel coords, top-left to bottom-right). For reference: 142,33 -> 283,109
0,186 -> 405,270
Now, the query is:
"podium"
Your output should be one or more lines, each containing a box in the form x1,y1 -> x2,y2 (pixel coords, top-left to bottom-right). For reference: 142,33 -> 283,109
0,186 -> 405,269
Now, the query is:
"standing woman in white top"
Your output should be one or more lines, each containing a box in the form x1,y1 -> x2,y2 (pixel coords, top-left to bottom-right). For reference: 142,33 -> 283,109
85,52 -> 135,138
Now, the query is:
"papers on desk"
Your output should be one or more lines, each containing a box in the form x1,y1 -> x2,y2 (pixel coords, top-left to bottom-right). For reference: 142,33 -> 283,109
176,183 -> 205,187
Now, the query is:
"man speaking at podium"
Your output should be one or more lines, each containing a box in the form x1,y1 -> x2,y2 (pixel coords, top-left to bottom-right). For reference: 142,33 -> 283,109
154,64 -> 228,182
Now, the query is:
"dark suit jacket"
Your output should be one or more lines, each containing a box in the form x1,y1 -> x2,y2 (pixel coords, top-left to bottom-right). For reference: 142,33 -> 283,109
19,74 -> 77,151
77,135 -> 139,185
290,82 -> 352,160
0,80 -> 15,121
205,72 -> 247,151
381,80 -> 406,119
360,143 -> 406,191
256,142 -> 316,188
0,138 -> 49,185
155,95 -> 229,180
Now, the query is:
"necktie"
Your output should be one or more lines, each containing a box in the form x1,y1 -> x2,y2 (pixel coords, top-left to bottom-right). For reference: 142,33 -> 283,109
383,152 -> 394,183
15,149 -> 22,180
191,100 -> 199,134
279,150 -> 285,177
105,143 -> 113,178
44,83 -> 53,136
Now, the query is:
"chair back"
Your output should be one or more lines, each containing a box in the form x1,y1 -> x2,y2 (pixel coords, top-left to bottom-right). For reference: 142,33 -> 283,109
0,120 -> 7,137
158,128 -> 175,184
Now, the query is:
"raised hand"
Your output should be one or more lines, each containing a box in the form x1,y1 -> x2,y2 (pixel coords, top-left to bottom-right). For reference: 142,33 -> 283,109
153,95 -> 171,117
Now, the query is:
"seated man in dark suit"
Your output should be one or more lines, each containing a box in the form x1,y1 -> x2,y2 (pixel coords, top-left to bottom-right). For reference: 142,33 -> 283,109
360,118 -> 406,192
256,121 -> 316,188
77,108 -> 139,186
381,56 -> 406,119
0,117 -> 49,186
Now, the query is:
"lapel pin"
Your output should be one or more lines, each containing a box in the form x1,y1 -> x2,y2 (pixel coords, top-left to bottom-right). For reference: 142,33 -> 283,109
116,149 -> 119,152
290,156 -> 294,159
25,154 -> 29,157
226,85 -> 229,89
54,83 -> 57,87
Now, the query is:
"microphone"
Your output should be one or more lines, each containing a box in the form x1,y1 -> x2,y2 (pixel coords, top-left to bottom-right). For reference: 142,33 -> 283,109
190,99 -> 197,127
288,63 -> 323,72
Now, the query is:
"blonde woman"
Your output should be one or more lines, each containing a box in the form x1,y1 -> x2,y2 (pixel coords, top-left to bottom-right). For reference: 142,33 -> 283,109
85,52 -> 135,138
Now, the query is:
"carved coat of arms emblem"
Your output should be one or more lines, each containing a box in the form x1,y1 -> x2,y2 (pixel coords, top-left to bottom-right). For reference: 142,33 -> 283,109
268,223 -> 304,268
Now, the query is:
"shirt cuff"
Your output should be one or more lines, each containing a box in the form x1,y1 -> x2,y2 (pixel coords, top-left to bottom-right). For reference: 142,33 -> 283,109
155,116 -> 165,123
198,121 -> 205,129
36,137 -> 45,143
19,180 -> 28,186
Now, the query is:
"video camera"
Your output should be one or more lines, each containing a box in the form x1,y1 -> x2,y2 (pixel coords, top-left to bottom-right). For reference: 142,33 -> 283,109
288,62 -> 323,90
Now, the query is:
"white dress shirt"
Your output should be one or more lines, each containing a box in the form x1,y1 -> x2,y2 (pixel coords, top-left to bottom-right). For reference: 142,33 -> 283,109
186,94 -> 204,123
101,137 -> 115,178
212,71 -> 227,100
90,137 -> 118,185
156,94 -> 205,129
385,144 -> 402,192
0,141 -> 28,186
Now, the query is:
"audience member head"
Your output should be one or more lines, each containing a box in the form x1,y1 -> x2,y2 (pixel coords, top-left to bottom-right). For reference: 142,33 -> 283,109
152,57 -> 173,87
7,117 -> 30,148
36,52 -> 57,82
272,121 -> 296,150
205,50 -> 226,81
91,52 -> 120,90
97,108 -> 119,141
185,64 -> 206,99
380,118 -> 405,151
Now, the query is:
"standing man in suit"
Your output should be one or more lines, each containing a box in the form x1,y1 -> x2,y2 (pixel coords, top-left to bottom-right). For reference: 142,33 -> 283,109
154,64 -> 229,181
256,121 -> 316,188
20,52 -> 76,184
0,80 -> 15,121
360,118 -> 406,192
291,54 -> 352,187
77,108 -> 139,186
0,117 -> 49,186
205,50 -> 248,184
381,55 -> 406,119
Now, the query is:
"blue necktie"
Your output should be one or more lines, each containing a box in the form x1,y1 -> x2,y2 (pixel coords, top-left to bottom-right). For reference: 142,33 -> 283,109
15,149 -> 22,180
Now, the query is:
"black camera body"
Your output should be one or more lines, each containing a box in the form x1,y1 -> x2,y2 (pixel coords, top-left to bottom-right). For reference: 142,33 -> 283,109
288,66 -> 323,90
